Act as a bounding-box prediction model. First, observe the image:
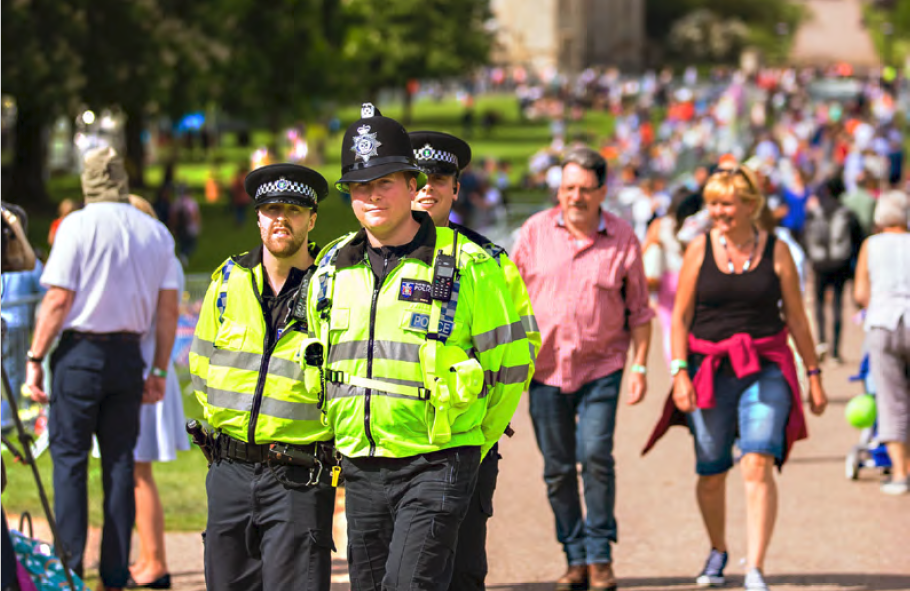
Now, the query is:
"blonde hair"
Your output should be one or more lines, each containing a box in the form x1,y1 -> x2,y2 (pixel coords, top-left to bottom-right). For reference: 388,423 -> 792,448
702,166 -> 765,220
128,194 -> 158,220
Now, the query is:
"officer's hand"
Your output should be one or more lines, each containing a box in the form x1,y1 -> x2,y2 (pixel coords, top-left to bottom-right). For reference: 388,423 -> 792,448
626,372 -> 647,405
143,375 -> 166,404
25,361 -> 48,404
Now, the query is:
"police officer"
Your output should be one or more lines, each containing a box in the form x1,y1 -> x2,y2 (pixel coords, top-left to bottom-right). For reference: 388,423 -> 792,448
306,104 -> 531,591
410,130 -> 541,591
189,163 -> 336,591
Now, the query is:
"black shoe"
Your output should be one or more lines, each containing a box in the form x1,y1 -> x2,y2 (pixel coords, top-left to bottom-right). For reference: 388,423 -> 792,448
125,574 -> 171,589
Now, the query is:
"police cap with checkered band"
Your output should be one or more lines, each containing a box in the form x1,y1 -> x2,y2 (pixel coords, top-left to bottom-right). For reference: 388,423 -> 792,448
245,163 -> 329,211
336,103 -> 426,193
409,131 -> 472,177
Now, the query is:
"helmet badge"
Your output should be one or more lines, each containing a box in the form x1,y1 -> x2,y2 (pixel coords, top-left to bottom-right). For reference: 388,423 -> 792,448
351,125 -> 381,163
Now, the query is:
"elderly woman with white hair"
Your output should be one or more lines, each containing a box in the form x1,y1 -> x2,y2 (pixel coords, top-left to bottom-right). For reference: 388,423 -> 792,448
854,190 -> 910,495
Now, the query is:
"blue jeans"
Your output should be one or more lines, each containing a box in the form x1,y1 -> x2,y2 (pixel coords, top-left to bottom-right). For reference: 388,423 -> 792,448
529,371 -> 622,566
686,361 -> 792,476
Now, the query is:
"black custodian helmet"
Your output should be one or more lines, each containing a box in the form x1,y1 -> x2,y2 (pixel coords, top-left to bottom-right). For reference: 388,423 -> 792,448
409,130 -> 472,177
245,163 -> 329,212
335,103 -> 426,193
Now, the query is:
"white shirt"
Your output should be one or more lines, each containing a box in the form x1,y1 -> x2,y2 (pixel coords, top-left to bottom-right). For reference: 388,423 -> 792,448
41,202 -> 178,334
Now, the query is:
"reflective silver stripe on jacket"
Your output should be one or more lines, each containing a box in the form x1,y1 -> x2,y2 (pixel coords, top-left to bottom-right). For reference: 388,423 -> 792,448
208,387 -> 321,421
191,373 -> 208,392
484,364 -> 531,391
328,340 -> 422,364
473,320 -> 527,353
208,349 -> 303,381
191,337 -> 214,358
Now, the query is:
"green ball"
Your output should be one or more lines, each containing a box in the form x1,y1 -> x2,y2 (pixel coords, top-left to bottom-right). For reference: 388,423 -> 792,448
845,394 -> 877,429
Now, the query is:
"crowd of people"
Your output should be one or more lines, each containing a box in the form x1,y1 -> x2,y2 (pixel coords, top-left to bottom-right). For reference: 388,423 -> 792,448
1,64 -> 909,591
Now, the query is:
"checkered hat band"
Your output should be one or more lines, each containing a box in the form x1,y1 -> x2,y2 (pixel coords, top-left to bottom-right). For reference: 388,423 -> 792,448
255,180 -> 317,200
414,148 -> 458,167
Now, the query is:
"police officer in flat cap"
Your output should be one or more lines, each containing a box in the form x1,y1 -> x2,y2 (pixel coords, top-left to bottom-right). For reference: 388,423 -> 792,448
189,163 -> 337,591
308,105 -> 531,590
410,130 -> 541,591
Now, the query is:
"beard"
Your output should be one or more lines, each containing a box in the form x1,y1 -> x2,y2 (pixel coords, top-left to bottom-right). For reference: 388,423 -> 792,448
260,221 -> 307,259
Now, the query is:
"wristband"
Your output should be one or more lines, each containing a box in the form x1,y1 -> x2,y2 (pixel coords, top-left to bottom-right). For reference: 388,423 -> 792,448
806,367 -> 822,378
670,359 -> 688,377
630,364 -> 647,375
26,350 -> 44,364
151,367 -> 168,378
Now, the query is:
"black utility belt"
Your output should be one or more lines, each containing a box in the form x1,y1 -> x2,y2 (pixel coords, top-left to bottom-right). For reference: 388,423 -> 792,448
218,435 -> 335,469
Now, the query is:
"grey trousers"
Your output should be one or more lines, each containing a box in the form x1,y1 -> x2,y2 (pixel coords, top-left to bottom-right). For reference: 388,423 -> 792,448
868,319 -> 910,443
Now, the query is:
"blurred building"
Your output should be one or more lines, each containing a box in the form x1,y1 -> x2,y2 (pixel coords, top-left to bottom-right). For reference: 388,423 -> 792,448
491,0 -> 644,75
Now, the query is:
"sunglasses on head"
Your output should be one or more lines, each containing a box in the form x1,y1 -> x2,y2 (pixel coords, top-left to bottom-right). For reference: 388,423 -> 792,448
714,165 -> 758,194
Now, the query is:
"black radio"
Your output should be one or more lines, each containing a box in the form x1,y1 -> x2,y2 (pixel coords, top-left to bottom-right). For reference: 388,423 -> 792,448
431,252 -> 456,302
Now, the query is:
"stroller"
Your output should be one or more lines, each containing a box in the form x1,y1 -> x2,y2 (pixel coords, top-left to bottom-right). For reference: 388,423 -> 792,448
844,354 -> 893,480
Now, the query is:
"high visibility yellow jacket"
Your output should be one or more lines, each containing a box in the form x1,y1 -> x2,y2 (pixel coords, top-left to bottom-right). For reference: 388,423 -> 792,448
307,214 -> 531,459
452,223 -> 541,375
189,246 -> 331,445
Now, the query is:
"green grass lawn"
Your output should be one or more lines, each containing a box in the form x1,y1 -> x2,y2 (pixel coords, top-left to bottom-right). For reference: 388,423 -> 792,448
3,445 -> 209,532
4,93 -> 617,533
3,375 -> 209,532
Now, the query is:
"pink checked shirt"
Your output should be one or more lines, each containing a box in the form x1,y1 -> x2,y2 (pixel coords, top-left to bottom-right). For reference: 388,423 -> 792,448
512,207 -> 654,393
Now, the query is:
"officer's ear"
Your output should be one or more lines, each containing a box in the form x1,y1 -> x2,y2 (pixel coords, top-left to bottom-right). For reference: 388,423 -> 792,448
308,210 -> 317,231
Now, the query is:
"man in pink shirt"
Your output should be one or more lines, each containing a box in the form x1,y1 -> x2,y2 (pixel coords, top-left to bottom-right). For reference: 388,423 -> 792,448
512,147 -> 653,591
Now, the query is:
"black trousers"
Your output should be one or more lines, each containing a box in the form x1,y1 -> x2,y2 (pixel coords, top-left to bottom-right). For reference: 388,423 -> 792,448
204,458 -> 336,591
814,266 -> 850,358
49,335 -> 144,588
344,446 -> 481,591
449,445 -> 499,591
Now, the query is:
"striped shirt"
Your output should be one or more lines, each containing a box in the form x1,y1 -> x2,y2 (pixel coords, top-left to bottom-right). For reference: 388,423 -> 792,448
512,207 -> 654,392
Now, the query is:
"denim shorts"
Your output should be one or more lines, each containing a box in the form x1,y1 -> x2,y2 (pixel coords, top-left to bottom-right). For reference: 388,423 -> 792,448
686,360 -> 792,476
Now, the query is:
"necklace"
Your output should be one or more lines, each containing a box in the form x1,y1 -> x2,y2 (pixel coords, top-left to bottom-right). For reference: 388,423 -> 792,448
719,228 -> 759,274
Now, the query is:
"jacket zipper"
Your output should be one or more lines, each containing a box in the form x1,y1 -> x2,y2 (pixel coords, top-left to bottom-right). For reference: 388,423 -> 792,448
247,273 -> 293,445
364,253 -> 391,457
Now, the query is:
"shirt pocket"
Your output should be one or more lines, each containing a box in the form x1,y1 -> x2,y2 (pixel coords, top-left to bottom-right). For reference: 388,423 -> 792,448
213,317 -> 248,351
330,307 -> 350,333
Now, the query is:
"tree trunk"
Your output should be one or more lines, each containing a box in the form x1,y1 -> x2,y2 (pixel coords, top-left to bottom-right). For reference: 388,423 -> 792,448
7,101 -> 51,210
124,105 -> 146,189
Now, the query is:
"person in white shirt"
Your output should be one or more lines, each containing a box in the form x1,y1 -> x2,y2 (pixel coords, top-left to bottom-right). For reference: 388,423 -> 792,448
24,147 -> 178,591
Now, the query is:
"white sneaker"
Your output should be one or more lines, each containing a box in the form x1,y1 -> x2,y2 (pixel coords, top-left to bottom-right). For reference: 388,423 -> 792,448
881,478 -> 909,495
744,568 -> 769,591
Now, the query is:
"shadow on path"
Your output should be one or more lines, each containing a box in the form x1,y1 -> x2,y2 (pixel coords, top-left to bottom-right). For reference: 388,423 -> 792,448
490,573 -> 910,590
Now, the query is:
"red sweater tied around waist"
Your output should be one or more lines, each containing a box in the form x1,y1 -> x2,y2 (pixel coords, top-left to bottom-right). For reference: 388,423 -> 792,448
643,329 -> 807,468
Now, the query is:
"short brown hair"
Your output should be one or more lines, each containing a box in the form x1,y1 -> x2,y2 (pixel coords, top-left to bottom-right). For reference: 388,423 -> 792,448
562,147 -> 607,188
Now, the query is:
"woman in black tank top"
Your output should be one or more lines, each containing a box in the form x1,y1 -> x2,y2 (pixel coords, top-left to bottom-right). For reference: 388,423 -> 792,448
690,230 -> 785,342
661,165 -> 828,589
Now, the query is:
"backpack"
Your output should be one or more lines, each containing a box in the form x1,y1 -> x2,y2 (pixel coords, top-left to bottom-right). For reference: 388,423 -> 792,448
804,206 -> 854,267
